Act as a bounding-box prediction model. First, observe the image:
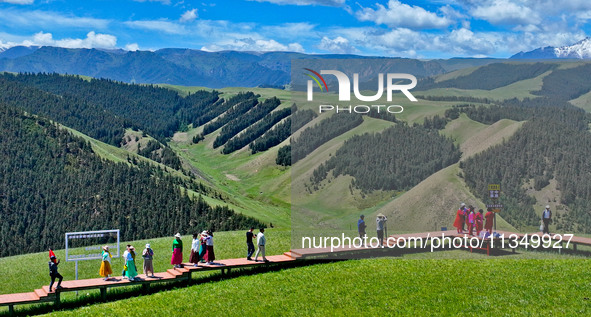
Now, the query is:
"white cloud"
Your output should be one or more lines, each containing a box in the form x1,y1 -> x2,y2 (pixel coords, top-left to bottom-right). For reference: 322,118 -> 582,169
132,0 -> 171,5
261,22 -> 315,39
31,31 -> 117,49
248,0 -> 345,6
356,0 -> 452,29
0,9 -> 110,29
124,20 -> 187,34
318,36 -> 356,54
471,0 -> 539,25
180,9 -> 197,22
201,38 -> 304,52
125,43 -> 140,51
0,0 -> 34,4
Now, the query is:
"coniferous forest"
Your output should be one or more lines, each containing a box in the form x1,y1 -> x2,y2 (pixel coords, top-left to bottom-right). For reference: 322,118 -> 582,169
459,97 -> 591,232
310,122 -> 460,192
0,103 -> 263,257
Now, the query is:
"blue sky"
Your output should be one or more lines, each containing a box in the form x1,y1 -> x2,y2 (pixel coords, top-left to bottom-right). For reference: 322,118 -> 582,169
0,0 -> 590,58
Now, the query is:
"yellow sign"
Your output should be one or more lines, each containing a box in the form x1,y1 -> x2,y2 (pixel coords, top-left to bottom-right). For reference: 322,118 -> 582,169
488,184 -> 500,191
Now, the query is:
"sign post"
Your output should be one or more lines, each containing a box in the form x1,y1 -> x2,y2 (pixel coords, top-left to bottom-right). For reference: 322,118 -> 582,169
65,229 -> 120,285
487,184 -> 501,231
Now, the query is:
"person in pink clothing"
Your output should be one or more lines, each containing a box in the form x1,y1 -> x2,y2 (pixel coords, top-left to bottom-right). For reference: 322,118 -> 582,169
468,206 -> 475,236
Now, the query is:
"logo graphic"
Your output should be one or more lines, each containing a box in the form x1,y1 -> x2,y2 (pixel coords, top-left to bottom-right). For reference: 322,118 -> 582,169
305,69 -> 418,103
304,68 -> 328,93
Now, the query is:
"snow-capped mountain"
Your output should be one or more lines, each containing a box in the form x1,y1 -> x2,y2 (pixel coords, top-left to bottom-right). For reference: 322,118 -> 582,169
511,38 -> 591,59
554,37 -> 591,58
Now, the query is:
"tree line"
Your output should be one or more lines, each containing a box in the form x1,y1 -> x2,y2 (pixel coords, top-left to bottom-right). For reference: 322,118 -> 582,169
460,97 -> 591,232
213,97 -> 281,149
0,103 -> 263,257
309,122 -> 460,192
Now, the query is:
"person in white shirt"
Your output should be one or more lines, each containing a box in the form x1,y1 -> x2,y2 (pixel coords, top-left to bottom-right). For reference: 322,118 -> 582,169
190,233 -> 201,267
254,228 -> 269,263
541,205 -> 552,234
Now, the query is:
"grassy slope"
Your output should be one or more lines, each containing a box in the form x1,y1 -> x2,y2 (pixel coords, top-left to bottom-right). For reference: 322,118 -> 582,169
44,257 -> 591,317
441,114 -> 524,160
373,114 -> 525,233
570,90 -> 591,112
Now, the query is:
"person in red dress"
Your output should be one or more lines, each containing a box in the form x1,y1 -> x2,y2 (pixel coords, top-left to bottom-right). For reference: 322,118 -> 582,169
475,209 -> 484,236
484,208 -> 494,235
453,203 -> 466,233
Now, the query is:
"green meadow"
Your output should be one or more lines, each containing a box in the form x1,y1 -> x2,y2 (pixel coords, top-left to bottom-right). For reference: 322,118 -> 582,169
39,257 -> 591,317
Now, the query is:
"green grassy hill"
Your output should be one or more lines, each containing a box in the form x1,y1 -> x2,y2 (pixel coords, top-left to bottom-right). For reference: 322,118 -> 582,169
39,257 -> 591,317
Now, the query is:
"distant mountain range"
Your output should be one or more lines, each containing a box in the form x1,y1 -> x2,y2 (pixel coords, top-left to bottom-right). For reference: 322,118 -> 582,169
0,46 -> 499,88
511,38 -> 591,59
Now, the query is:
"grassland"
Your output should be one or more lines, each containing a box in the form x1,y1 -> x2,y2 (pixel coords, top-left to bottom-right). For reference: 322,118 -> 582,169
0,229 -> 290,297
40,257 -> 591,317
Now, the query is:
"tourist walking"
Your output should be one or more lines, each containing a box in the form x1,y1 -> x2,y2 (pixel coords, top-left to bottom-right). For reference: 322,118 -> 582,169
246,227 -> 256,261
171,233 -> 183,268
190,233 -> 201,267
453,203 -> 466,234
123,245 -> 138,281
204,230 -> 216,264
255,228 -> 269,263
100,245 -> 113,281
48,253 -> 63,292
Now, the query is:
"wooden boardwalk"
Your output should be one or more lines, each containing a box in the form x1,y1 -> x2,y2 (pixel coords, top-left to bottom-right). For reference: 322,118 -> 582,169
2,230 -> 591,315
0,253 -> 296,315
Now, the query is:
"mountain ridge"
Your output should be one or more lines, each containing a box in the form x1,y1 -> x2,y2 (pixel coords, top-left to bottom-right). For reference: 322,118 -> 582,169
511,37 -> 591,59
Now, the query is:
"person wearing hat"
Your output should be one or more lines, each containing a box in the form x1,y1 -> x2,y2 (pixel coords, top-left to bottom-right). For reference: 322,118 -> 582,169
171,233 -> 183,268
142,243 -> 155,277
123,245 -> 138,281
357,215 -> 367,239
100,245 -> 113,281
541,205 -> 552,234
48,252 -> 63,292
376,213 -> 387,247
204,230 -> 215,265
199,231 -> 208,263
453,203 -> 467,234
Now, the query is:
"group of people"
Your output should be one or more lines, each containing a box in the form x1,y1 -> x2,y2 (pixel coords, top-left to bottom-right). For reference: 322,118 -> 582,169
187,231 -> 216,266
48,228 -> 271,291
357,213 -> 388,246
99,243 -> 155,282
453,203 -> 494,236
